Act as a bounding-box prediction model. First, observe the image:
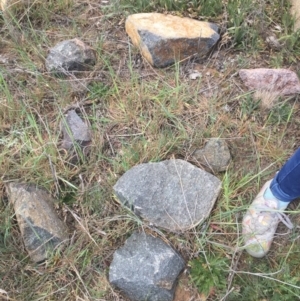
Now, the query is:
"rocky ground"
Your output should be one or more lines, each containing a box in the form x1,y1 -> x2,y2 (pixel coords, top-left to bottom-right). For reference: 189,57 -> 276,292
1,1 -> 300,301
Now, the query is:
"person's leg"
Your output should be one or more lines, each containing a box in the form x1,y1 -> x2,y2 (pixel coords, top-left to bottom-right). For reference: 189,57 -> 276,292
242,149 -> 300,258
270,148 -> 300,202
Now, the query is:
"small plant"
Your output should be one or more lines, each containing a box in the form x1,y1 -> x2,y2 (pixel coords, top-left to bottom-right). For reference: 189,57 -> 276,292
189,254 -> 228,297
118,0 -> 222,16
266,102 -> 293,125
240,94 -> 261,119
88,82 -> 111,99
226,0 -> 273,50
196,0 -> 223,17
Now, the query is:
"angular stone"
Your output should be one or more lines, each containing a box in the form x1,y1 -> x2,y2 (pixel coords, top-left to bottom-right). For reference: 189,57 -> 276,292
45,38 -> 96,76
61,110 -> 91,150
239,68 -> 300,96
6,183 -> 69,262
290,0 -> 300,31
109,232 -> 185,301
113,159 -> 221,231
61,110 -> 92,163
125,13 -> 219,68
193,139 -> 231,172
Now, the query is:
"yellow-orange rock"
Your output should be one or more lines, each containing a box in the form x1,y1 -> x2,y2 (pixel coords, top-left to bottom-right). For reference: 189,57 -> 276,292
290,0 -> 300,31
1,0 -> 25,11
125,13 -> 219,68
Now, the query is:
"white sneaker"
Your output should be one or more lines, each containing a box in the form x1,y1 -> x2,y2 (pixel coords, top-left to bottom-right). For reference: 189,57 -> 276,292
242,180 -> 293,258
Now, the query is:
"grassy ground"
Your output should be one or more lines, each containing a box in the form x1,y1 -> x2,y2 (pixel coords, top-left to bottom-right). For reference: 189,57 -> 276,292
1,0 -> 300,300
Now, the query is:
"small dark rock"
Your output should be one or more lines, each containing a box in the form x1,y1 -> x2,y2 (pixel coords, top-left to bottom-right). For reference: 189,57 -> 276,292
45,38 -> 96,76
109,232 -> 185,301
61,110 -> 91,149
61,110 -> 92,162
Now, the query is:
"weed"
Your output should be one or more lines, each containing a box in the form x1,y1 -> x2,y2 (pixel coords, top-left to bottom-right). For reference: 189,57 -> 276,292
240,94 -> 261,119
266,102 -> 294,125
189,253 -> 228,297
119,0 -> 223,17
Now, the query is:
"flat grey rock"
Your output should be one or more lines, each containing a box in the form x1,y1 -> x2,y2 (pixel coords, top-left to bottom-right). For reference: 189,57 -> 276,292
45,38 -> 96,76
109,232 -> 185,301
113,159 -> 221,231
6,183 -> 69,262
126,13 -> 219,68
193,139 -> 231,172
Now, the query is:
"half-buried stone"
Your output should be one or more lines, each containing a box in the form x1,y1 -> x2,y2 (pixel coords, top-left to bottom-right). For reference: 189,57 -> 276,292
125,13 -> 220,68
6,183 -> 69,263
113,159 -> 221,231
45,38 -> 96,77
109,232 -> 185,301
193,138 -> 231,172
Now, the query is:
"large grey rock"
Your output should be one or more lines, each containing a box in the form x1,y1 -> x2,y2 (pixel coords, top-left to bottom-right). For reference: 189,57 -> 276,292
6,183 -> 69,262
113,159 -> 221,231
193,139 -> 231,172
125,13 -> 219,68
239,68 -> 300,96
109,232 -> 185,301
45,38 -> 96,76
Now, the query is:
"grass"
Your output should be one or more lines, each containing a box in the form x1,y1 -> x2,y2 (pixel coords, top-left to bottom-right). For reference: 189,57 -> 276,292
1,0 -> 300,300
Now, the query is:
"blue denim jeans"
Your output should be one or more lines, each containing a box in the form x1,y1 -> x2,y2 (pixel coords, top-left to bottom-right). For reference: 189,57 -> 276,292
270,148 -> 300,202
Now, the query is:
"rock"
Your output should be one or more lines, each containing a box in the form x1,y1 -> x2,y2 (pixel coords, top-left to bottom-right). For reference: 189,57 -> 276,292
113,159 -> 221,231
45,39 -> 96,76
188,70 -> 202,80
125,13 -> 219,68
61,110 -> 91,149
290,0 -> 300,31
239,68 -> 300,96
109,232 -> 185,301
193,139 -> 231,172
1,0 -> 37,18
265,35 -> 282,50
6,183 -> 69,262
0,0 -> 24,11
61,110 -> 92,163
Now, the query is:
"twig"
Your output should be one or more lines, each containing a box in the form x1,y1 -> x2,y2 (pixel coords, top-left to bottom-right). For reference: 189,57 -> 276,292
106,133 -> 115,156
220,287 -> 235,301
46,154 -> 60,197
222,214 -> 242,301
229,269 -> 300,290
108,132 -> 144,137
64,205 -> 98,247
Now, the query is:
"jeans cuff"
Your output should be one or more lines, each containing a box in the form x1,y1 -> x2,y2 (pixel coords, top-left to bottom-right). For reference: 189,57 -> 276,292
270,178 -> 294,202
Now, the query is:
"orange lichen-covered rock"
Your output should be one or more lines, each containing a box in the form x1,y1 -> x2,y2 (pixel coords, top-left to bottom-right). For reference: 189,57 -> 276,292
125,13 -> 219,68
290,0 -> 300,31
